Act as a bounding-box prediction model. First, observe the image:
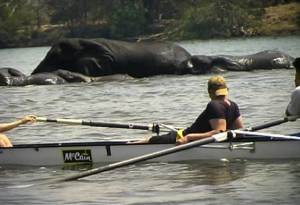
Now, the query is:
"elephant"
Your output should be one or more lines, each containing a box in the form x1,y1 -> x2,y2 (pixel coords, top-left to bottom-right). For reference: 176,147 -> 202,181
31,38 -> 193,78
1,38 -> 296,86
0,68 -> 92,86
0,67 -> 27,86
189,50 -> 295,73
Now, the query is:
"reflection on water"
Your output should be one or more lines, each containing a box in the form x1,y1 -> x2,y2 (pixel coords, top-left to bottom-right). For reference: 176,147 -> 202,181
1,159 -> 300,204
0,36 -> 300,204
178,160 -> 247,186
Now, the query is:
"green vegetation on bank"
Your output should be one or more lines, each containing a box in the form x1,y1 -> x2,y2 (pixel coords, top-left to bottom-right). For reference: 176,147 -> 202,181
0,0 -> 299,48
258,2 -> 300,35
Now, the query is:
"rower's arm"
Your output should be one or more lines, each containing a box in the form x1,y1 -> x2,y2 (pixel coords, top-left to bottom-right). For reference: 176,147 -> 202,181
233,116 -> 244,129
0,119 -> 26,132
177,119 -> 225,145
0,115 -> 36,133
185,130 -> 219,141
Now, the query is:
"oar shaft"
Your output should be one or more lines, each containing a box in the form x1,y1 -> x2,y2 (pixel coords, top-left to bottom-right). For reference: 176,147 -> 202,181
82,121 -> 151,130
36,117 -> 159,133
234,130 -> 300,140
246,116 -> 298,131
54,132 -> 228,182
248,118 -> 288,131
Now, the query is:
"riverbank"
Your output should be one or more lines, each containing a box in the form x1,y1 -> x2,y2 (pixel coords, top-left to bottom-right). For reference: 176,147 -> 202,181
138,2 -> 300,42
1,2 -> 299,48
257,2 -> 300,36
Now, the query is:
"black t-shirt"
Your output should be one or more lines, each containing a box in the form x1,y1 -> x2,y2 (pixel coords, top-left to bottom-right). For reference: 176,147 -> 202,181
183,100 -> 241,135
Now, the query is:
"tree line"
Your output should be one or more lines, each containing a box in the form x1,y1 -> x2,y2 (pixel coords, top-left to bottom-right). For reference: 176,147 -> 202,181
0,0 -> 298,48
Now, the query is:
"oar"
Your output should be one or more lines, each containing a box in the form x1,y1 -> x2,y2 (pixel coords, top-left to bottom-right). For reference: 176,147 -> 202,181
36,117 -> 160,134
245,115 -> 298,131
233,130 -> 300,140
50,131 -> 230,182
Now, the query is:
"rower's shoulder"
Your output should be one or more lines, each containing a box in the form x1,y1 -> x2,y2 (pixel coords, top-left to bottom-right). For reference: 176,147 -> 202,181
229,99 -> 239,107
292,86 -> 300,96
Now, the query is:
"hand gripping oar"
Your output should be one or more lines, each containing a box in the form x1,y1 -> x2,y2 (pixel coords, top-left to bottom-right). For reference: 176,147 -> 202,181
50,131 -> 231,182
36,117 -> 160,134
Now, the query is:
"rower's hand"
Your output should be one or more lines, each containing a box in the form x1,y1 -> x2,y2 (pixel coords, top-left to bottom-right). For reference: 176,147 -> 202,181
21,115 -> 37,124
175,129 -> 186,145
176,136 -> 188,145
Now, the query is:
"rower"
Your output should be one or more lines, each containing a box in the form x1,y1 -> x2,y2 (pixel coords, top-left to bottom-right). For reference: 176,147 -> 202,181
135,75 -> 244,144
286,57 -> 300,117
0,115 -> 37,147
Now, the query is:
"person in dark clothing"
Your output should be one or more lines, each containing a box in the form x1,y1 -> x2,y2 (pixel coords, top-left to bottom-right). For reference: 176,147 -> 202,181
136,75 -> 243,145
286,57 -> 300,117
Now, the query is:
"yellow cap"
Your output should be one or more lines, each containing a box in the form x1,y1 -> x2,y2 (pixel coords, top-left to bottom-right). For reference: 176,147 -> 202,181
208,76 -> 228,96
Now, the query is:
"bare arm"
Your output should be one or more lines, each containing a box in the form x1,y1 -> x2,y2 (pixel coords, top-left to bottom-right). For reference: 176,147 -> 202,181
233,116 -> 244,129
176,118 -> 225,145
0,115 -> 36,133
177,130 -> 219,144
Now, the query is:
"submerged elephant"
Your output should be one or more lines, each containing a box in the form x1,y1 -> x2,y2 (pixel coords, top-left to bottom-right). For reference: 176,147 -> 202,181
32,38 -> 193,78
0,67 -> 27,86
190,50 -> 295,73
0,68 -> 92,86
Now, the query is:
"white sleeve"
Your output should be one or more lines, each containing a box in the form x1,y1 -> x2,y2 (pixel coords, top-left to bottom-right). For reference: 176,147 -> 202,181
286,87 -> 300,116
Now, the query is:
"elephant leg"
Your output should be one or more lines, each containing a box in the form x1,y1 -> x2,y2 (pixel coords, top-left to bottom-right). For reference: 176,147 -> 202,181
54,69 -> 92,83
76,56 -> 114,76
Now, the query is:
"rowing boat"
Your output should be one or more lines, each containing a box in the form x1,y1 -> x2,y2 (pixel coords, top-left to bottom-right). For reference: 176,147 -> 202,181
1,132 -> 299,166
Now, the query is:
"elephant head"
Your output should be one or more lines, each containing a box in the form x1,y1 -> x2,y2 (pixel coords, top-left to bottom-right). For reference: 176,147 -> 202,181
32,39 -> 115,77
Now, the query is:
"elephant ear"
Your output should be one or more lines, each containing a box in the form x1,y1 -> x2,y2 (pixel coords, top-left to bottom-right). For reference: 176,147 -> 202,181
72,40 -> 115,76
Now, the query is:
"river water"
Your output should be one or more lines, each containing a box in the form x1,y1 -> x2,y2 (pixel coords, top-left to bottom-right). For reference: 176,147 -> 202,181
0,36 -> 300,204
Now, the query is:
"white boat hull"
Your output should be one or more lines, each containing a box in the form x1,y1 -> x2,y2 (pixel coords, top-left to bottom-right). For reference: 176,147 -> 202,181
1,136 -> 300,166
